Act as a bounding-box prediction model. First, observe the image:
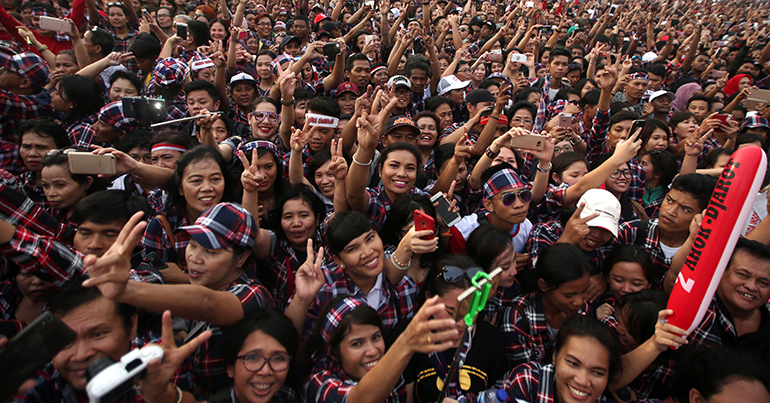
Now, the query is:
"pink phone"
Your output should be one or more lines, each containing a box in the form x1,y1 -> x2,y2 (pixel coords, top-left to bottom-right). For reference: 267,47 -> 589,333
414,210 -> 435,240
238,31 -> 248,40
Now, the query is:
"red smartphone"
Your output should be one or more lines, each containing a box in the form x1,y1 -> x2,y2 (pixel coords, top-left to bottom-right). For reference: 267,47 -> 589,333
713,113 -> 734,126
414,210 -> 435,240
238,31 -> 248,40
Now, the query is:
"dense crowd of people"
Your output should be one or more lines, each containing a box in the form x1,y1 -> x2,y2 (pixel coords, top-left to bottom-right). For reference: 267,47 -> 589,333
2,0 -> 770,401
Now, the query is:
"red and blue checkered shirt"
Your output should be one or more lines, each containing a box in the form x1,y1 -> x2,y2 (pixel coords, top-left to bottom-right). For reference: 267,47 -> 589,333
499,293 -> 556,369
363,186 -> 431,231
502,362 -> 611,403
303,356 -> 407,403
615,219 -> 671,287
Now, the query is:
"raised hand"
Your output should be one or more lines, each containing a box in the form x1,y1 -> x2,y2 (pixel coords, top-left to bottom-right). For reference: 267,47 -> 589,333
558,202 -> 600,245
327,138 -> 348,181
294,238 -> 326,300
684,128 -> 710,157
612,129 -> 642,162
651,309 -> 689,351
290,120 -> 313,152
400,296 -> 459,353
238,148 -> 266,193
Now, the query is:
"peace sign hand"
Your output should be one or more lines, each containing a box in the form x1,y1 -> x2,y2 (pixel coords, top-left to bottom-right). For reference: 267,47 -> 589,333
558,202 -> 600,245
294,238 -> 326,301
327,138 -> 348,181
238,149 -> 266,193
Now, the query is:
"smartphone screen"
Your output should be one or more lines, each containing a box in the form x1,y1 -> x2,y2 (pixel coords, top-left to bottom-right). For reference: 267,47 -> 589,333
430,192 -> 461,227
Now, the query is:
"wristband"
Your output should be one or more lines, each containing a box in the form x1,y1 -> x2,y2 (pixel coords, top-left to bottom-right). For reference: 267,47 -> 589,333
391,254 -> 411,270
485,146 -> 500,159
536,162 -> 552,173
353,154 -> 372,166
281,97 -> 295,106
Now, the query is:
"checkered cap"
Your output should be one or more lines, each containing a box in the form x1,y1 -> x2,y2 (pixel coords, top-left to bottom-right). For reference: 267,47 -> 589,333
0,51 -> 50,87
0,40 -> 25,56
152,57 -> 189,88
336,81 -> 359,96
320,297 -> 368,342
177,202 -> 257,249
31,6 -> 56,18
97,101 -> 138,132
740,116 -> 770,131
190,53 -> 215,72
629,72 -> 649,81
483,168 -> 526,199
238,140 -> 281,158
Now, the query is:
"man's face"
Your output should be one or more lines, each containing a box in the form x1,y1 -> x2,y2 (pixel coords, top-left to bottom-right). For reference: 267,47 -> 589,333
0,66 -> 26,92
717,251 -> 770,317
82,32 -> 101,58
383,128 -> 417,146
73,219 -> 125,257
647,73 -> 663,91
658,189 -> 699,235
408,68 -> 428,94
693,55 -> 710,72
284,41 -> 301,57
53,297 -> 136,390
626,79 -> 648,100
572,47 -> 584,59
346,60 -> 371,88
291,20 -> 308,38
186,89 -> 220,116
550,55 -> 569,78
651,96 -> 672,113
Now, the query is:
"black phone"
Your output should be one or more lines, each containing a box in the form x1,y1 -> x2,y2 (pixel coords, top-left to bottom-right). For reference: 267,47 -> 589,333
323,42 -> 341,57
0,312 -> 77,402
630,119 -> 646,137
176,22 -> 187,40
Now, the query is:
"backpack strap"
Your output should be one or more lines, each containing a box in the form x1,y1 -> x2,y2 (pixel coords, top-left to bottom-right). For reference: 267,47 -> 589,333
156,215 -> 188,273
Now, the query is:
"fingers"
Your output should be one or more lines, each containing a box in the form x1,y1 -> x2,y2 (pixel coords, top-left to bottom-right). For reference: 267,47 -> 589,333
237,150 -> 250,170
115,211 -> 146,246
305,238 -> 315,260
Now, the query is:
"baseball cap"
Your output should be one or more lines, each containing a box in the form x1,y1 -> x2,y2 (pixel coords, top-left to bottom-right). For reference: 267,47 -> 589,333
0,51 -> 50,88
387,75 -> 411,91
314,13 -> 330,25
483,168 -> 526,200
280,35 -> 301,51
97,101 -> 139,132
437,75 -> 471,95
642,51 -> 658,63
384,116 -> 420,137
177,202 -> 257,249
649,90 -> 676,103
577,189 -> 621,238
317,30 -> 332,40
0,40 -> 24,57
230,72 -> 257,87
152,57 -> 189,88
336,81 -> 359,97
466,89 -> 495,105
740,116 -> 770,131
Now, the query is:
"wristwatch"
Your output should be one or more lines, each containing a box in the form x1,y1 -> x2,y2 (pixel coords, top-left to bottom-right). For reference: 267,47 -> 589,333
536,161 -> 552,173
485,146 -> 499,159
281,97 -> 295,106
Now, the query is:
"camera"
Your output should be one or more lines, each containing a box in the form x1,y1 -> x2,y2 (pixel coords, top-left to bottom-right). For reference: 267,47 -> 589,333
86,345 -> 163,403
323,42 -> 341,57
122,97 -> 167,128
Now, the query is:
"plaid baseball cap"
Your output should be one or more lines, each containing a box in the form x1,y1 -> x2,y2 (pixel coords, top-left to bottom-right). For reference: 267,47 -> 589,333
437,75 -> 470,95
577,188 -> 621,238
320,297 -> 368,342
384,116 -> 420,137
483,168 -> 526,199
97,101 -> 138,132
177,202 -> 257,249
0,51 -> 50,88
190,53 -> 215,72
152,57 -> 189,88
336,81 -> 359,97
740,116 -> 770,131
387,75 -> 411,91
0,40 -> 24,57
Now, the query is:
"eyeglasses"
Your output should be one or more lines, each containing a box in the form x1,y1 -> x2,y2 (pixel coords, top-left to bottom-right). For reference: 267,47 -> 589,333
496,189 -> 532,206
610,169 -> 632,179
257,22 -> 272,26
236,353 -> 291,372
458,27 -> 468,32
568,100 -> 580,106
554,144 -> 574,153
249,111 -> 279,123
456,69 -> 471,74
440,265 -> 484,283
511,118 -> 533,126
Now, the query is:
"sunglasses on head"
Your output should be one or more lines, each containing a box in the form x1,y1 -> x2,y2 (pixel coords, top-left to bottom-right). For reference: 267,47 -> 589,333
441,265 -> 484,283
496,189 -> 532,206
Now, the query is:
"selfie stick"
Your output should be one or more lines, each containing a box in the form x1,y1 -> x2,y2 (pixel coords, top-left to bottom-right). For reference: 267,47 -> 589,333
149,112 -> 222,128
436,268 -> 502,403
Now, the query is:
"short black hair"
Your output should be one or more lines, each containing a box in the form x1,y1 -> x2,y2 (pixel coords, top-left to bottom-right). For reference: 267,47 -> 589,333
687,95 -> 711,107
345,53 -> 370,71
581,88 -> 601,108
128,33 -> 161,60
72,190 -> 152,226
549,47 -> 571,61
87,27 -> 115,57
669,173 -> 717,210
49,277 -> 136,335
223,309 -> 299,367
186,20 -> 210,48
307,96 -> 341,119
405,55 -> 431,78
109,69 -> 143,96
17,120 -> 71,149
185,79 -> 220,104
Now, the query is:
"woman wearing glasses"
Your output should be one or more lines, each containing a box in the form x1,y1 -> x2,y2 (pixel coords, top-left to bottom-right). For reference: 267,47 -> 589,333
590,153 -> 647,223
219,309 -> 299,403
248,97 -> 282,140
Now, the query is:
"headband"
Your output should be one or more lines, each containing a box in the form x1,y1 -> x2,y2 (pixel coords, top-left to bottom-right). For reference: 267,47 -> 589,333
629,72 -> 649,81
239,140 -> 281,157
31,8 -> 56,18
191,58 -> 215,71
480,114 -> 510,126
306,113 -> 339,128
151,143 -> 187,153
370,65 -> 387,75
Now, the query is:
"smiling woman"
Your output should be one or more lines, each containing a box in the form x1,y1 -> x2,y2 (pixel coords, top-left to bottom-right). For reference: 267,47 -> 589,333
39,150 -> 108,222
17,120 -> 71,208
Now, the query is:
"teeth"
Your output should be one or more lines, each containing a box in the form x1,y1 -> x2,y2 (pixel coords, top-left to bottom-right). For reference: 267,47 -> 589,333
364,257 -> 378,267
739,292 -> 756,299
363,360 -> 379,368
251,383 -> 272,390
568,385 -> 588,397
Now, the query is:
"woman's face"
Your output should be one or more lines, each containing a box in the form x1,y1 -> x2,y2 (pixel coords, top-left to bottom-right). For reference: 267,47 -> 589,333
210,21 -> 227,41
614,307 -> 639,351
338,323 -> 384,381
249,102 -> 280,139
379,150 -> 417,199
20,132 -> 57,173
109,78 -> 139,102
55,54 -> 78,75
578,226 -> 613,252
433,287 -> 468,336
713,153 -> 731,169
179,158 -> 225,217
258,16 -> 272,36
280,198 -> 317,249
554,335 -> 611,403
228,330 -> 290,403
107,6 -> 127,29
492,147 -> 518,169
608,261 -> 650,301
313,160 -> 335,198
455,64 -> 471,81
438,58 -> 449,75
253,152 -> 278,193
51,84 -> 73,113
41,164 -> 90,212
471,64 -> 486,81
434,103 -> 453,131
580,82 -> 596,97
645,128 -> 668,151
543,273 -> 589,315
373,69 -> 389,87
397,55 -> 407,75
337,230 -> 385,283
156,8 -> 172,27
247,37 -> 261,54
16,268 -> 55,303
739,76 -> 752,92
511,109 -> 534,131
185,238 -> 244,289
232,82 -> 257,109
675,116 -> 698,140
211,118 -> 230,143
256,54 -> 273,79
491,245 -> 517,289
691,379 -> 770,403
415,117 -> 438,149
605,162 -> 630,195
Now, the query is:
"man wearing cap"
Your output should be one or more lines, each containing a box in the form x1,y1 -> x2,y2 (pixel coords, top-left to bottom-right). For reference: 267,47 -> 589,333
611,68 -> 650,118
151,57 -> 190,131
439,88 -> 496,145
449,164 -> 534,255
387,75 -> 414,116
275,35 -> 303,66
93,101 -> 139,147
740,116 -> 770,138
437,74 -> 472,123
0,51 -> 54,174
645,90 -> 676,122
224,73 -> 258,126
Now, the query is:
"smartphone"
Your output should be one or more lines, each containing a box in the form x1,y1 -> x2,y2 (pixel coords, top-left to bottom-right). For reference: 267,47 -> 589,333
430,192 -> 461,228
323,42 -> 341,57
630,119 -> 646,136
364,0 -> 374,6
67,152 -> 117,175
510,134 -> 546,151
675,31 -> 685,37
517,71 -> 525,79
510,53 -> 527,63
525,1 -> 534,7
176,22 -> 187,40
490,53 -> 503,62
238,31 -> 248,40
39,16 -> 72,32
539,26 -> 553,36
414,210 -> 435,240
716,40 -> 728,47
558,113 -> 572,128
0,312 -> 77,402
365,35 -> 374,45
713,113 -> 735,126
609,5 -> 618,15
712,70 -> 726,78
745,89 -> 770,110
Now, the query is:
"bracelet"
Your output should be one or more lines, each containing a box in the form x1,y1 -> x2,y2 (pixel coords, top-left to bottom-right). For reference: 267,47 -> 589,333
37,45 -> 49,52
352,154 -> 372,166
485,146 -> 500,159
536,161 -> 552,173
281,97 -> 295,106
569,136 -> 583,145
391,253 -> 411,270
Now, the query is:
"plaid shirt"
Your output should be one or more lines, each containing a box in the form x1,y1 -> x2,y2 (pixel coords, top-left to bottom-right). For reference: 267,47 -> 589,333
0,89 -> 54,174
190,271 -> 274,395
526,220 -> 613,275
499,293 -> 555,369
280,145 -> 315,177
531,76 -> 571,132
0,182 -> 73,245
63,111 -> 99,149
19,171 -> 52,209
687,296 -> 770,352
531,183 -> 570,224
260,230 -> 325,311
225,102 -> 250,127
363,186 -> 431,231
303,263 -> 419,341
141,208 -> 189,265
111,30 -> 139,75
502,362 -> 610,403
0,276 -> 23,320
165,98 -> 189,131
303,356 -> 406,403
616,219 -> 670,286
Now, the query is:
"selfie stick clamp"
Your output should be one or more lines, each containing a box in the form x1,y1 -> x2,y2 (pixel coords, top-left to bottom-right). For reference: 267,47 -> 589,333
436,268 -> 502,403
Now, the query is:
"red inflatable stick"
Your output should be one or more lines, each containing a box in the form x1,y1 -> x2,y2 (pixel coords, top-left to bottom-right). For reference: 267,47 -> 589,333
666,146 -> 767,337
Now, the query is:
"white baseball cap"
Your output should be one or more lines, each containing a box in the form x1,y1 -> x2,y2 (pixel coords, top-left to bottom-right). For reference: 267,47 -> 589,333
649,89 -> 676,103
437,75 -> 471,95
578,188 -> 621,238
642,51 -> 658,63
